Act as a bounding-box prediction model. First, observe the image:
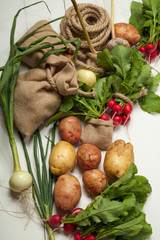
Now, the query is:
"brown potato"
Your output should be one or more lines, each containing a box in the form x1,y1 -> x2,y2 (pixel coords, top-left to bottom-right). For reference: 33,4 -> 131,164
77,143 -> 101,170
54,174 -> 81,213
82,169 -> 107,196
114,22 -> 141,46
59,116 -> 82,144
49,141 -> 76,176
104,139 -> 134,182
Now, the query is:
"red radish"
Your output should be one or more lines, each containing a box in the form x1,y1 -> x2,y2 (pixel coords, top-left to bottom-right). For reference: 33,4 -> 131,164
121,114 -> 130,125
155,47 -> 159,54
102,99 -> 117,114
84,235 -> 96,240
43,214 -> 62,228
146,43 -> 155,53
150,51 -> 157,62
63,223 -> 77,233
158,40 -> 160,48
138,46 -> 146,54
110,110 -> 118,118
123,103 -> 132,115
149,47 -> 159,62
113,115 -> 122,127
106,99 -> 117,109
112,104 -> 123,115
74,232 -> 84,240
100,114 -> 110,121
72,208 -> 83,216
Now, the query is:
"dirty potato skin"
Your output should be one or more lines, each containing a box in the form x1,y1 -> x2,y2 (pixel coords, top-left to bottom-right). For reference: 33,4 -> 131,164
104,139 -> 134,182
49,141 -> 76,176
114,22 -> 141,46
59,116 -> 82,144
83,169 -> 107,196
54,174 -> 81,213
77,143 -> 101,170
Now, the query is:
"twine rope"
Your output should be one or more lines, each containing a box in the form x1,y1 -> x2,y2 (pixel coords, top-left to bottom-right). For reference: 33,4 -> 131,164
113,93 -> 134,106
46,67 -> 58,91
113,88 -> 148,107
60,3 -> 111,73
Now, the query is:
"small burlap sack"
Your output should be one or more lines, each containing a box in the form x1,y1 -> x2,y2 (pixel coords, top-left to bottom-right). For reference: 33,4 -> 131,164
14,54 -> 96,136
18,20 -> 64,69
14,54 -> 76,136
80,118 -> 113,151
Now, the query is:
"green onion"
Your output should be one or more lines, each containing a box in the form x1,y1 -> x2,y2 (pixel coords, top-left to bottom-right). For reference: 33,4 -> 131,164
19,123 -> 57,240
0,1 -> 81,192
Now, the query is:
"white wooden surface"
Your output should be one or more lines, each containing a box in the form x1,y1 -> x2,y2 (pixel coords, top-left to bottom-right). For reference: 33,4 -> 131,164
0,0 -> 160,240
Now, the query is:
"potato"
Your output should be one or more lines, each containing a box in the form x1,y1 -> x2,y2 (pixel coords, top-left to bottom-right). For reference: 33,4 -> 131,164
104,139 -> 134,182
49,141 -> 76,175
54,174 -> 81,213
77,143 -> 101,170
82,169 -> 107,196
114,22 -> 141,46
59,116 -> 82,144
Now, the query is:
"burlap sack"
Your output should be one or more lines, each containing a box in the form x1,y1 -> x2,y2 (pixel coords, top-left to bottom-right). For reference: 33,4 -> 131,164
80,118 -> 113,151
18,20 -> 64,69
14,54 -> 78,136
45,54 -> 78,96
14,54 -> 96,136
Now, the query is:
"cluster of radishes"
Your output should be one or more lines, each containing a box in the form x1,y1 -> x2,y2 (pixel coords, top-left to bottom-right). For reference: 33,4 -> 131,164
100,99 -> 132,128
44,208 -> 96,240
138,41 -> 160,63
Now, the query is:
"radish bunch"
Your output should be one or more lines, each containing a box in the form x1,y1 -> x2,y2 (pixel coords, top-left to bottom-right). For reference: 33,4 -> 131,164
64,208 -> 95,239
138,41 -> 160,63
100,99 -> 132,128
44,208 -> 96,240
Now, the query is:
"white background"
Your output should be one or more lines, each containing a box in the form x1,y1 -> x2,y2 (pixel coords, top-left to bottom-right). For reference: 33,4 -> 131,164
0,0 -> 160,239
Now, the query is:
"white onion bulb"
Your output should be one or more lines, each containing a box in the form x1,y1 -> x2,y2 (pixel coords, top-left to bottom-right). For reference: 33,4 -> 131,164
77,69 -> 97,88
9,170 -> 32,192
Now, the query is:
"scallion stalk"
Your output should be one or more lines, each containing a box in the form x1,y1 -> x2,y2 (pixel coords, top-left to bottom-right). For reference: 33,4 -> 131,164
0,1 -> 81,193
19,123 -> 57,240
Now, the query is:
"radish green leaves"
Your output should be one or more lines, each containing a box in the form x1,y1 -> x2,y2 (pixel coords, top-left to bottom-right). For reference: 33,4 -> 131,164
62,163 -> 152,240
129,0 -> 160,46
97,45 -> 160,114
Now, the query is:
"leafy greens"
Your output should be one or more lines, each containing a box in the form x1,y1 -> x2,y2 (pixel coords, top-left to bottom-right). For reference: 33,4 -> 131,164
47,45 -> 160,126
129,0 -> 160,46
97,45 -> 160,113
62,163 -> 152,240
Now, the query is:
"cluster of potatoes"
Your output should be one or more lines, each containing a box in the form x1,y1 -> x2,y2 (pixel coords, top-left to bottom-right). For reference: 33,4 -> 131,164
49,116 -> 134,213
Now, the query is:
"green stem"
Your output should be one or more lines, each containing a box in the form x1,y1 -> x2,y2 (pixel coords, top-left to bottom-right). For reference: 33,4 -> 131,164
45,224 -> 55,240
76,99 -> 100,117
44,205 -> 55,240
16,16 -> 66,46
0,66 -> 5,71
9,135 -> 21,172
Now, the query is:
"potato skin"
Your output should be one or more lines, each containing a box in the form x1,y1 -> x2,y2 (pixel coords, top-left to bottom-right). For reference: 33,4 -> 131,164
49,141 -> 76,176
104,139 -> 134,182
82,169 -> 107,196
59,116 -> 82,144
114,23 -> 141,46
77,143 -> 101,170
54,174 -> 81,213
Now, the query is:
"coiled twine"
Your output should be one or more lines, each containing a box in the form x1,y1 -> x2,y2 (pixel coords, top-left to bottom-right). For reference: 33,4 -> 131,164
60,3 -> 111,72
